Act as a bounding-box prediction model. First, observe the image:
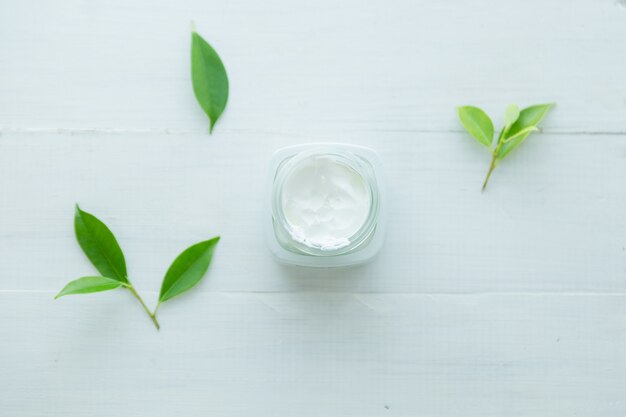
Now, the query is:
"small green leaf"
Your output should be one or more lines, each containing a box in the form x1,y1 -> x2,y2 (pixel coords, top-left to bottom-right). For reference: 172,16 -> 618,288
506,103 -> 555,138
55,276 -> 123,299
497,126 -> 540,159
191,28 -> 229,133
158,237 -> 220,303
74,205 -> 128,283
457,106 -> 494,147
497,103 -> 555,159
503,104 -> 520,131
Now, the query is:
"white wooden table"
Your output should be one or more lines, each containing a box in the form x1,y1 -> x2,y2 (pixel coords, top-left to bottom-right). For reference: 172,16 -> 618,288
2,1 -> 626,415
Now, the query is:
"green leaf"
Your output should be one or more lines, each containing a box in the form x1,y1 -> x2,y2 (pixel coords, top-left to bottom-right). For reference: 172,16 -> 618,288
158,237 -> 220,303
497,103 -> 555,159
191,28 -> 229,133
55,276 -> 123,299
74,205 -> 128,283
503,104 -> 520,131
457,106 -> 494,147
506,103 -> 555,138
497,126 -> 540,159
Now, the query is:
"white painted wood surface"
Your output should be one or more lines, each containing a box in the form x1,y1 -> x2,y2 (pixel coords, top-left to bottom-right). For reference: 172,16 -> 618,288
1,1 -> 626,416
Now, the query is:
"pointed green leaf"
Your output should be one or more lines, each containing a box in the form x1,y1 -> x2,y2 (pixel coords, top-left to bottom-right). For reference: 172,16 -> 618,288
506,103 -> 555,138
55,276 -> 123,299
74,205 -> 128,283
457,106 -> 494,147
497,103 -> 555,159
191,29 -> 229,133
504,104 -> 520,131
159,237 -> 220,303
497,126 -> 540,159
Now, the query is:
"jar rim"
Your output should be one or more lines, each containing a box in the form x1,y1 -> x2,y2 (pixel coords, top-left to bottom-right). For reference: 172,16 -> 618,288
271,146 -> 380,256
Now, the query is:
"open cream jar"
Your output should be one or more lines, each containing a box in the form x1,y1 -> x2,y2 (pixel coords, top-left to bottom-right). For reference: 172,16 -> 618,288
267,144 -> 385,267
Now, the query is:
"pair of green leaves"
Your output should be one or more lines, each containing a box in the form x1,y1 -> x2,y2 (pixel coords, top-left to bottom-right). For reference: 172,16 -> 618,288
56,206 -> 220,330
191,25 -> 229,133
457,103 -> 555,190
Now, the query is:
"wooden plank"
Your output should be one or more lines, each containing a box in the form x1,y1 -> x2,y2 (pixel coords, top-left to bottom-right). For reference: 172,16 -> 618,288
1,131 -> 624,293
1,0 -> 625,132
1,292 -> 625,416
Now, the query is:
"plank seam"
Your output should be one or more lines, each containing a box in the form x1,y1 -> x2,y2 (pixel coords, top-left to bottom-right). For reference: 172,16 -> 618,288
3,289 -> 626,296
1,128 -> 626,136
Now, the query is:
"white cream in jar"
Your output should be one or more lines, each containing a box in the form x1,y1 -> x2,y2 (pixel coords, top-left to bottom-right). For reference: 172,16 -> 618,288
280,154 -> 371,250
268,144 -> 384,267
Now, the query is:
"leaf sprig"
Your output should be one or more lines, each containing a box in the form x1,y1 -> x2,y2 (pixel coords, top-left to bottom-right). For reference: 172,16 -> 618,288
56,206 -> 220,330
457,103 -> 555,191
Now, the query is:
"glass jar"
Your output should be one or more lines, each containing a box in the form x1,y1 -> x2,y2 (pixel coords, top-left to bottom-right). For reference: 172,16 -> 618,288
266,144 -> 385,267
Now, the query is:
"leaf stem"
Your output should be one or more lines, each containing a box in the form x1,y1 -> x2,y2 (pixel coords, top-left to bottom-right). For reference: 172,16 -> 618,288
482,154 -> 497,192
152,301 -> 161,318
127,285 -> 160,330
483,128 -> 507,192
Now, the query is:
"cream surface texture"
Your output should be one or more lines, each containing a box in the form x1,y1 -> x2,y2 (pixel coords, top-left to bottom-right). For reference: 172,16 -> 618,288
280,154 -> 371,250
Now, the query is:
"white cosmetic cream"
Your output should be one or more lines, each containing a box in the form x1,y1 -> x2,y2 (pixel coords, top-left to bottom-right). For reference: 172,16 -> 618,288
268,144 -> 385,267
281,154 -> 371,250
